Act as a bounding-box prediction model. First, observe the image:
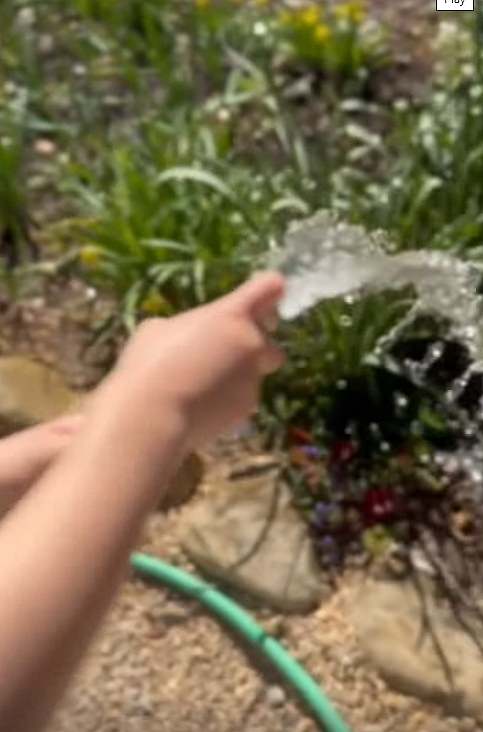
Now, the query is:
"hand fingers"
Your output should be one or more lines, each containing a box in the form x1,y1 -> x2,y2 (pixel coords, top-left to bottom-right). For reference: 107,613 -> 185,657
47,414 -> 84,435
224,272 -> 285,324
255,305 -> 279,334
259,341 -> 286,374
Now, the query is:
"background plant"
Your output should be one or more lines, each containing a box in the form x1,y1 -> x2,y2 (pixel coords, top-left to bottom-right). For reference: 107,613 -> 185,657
2,0 -> 483,467
342,14 -> 483,256
60,111 -> 309,329
277,1 -> 386,85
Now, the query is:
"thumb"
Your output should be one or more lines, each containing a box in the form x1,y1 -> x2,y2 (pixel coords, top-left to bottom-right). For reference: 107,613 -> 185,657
224,272 -> 285,323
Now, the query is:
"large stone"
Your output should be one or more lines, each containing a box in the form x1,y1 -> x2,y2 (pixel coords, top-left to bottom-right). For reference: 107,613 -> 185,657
0,356 -> 79,436
351,577 -> 483,717
180,473 -> 323,613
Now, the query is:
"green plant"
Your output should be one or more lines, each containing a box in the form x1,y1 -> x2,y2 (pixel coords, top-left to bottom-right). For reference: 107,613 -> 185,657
341,14 -> 483,256
60,112 -> 304,329
0,106 -> 37,268
263,289 -> 421,448
277,1 -> 386,81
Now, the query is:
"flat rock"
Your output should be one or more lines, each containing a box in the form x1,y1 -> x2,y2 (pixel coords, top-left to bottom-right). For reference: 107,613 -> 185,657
351,577 -> 483,717
180,473 -> 322,613
0,356 -> 80,435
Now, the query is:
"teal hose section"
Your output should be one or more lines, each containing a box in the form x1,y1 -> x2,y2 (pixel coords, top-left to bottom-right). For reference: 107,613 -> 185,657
130,552 -> 352,732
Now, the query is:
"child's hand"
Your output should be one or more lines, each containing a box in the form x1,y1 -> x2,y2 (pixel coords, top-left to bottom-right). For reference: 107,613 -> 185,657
102,272 -> 285,448
0,414 -> 83,516
30,414 -> 84,466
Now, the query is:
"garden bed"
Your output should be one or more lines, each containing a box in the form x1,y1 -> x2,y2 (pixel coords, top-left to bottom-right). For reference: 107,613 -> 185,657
2,1 -> 483,729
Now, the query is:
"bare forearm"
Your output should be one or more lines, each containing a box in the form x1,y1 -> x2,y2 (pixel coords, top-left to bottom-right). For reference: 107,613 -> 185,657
0,381 -> 187,732
0,273 -> 285,731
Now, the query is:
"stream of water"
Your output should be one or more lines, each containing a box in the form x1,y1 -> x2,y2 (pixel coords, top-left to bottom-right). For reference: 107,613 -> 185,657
275,210 -> 483,490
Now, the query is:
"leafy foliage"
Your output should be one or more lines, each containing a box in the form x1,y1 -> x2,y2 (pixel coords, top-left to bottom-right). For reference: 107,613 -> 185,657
59,113 -> 305,327
343,15 -> 483,255
277,1 -> 386,81
1,0 -> 483,464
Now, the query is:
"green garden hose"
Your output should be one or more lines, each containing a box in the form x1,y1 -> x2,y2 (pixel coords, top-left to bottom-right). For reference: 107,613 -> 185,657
130,552 -> 352,732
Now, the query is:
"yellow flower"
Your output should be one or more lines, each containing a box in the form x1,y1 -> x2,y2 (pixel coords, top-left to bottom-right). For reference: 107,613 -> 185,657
313,23 -> 331,44
334,1 -> 366,24
79,245 -> 102,269
195,0 -> 210,9
298,5 -> 320,27
140,291 -> 171,316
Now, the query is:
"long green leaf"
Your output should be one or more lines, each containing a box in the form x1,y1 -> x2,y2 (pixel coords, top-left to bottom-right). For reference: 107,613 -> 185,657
142,238 -> 193,253
157,167 -> 235,199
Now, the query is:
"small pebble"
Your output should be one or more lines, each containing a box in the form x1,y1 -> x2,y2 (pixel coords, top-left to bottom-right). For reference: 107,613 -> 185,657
261,615 -> 286,638
266,685 -> 286,708
38,34 -> 54,54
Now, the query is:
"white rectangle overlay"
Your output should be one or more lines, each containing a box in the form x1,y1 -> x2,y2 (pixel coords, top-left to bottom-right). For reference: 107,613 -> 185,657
436,0 -> 474,10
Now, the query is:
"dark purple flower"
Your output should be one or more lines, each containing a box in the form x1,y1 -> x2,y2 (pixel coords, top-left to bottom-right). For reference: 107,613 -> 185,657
316,535 -> 341,566
312,501 -> 331,530
301,445 -> 322,460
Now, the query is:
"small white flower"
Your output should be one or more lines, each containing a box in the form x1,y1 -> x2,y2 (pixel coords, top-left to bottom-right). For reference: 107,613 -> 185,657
16,7 -> 35,29
253,21 -> 267,37
34,138 -> 57,156
3,81 -> 17,96
216,107 -> 230,123
393,98 -> 409,113
73,63 -> 87,77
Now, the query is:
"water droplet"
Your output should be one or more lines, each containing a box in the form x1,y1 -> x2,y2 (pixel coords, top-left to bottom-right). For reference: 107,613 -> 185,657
470,468 -> 483,485
443,455 -> 460,475
425,342 -> 444,364
462,455 -> 475,470
339,315 -> 352,328
395,393 -> 408,409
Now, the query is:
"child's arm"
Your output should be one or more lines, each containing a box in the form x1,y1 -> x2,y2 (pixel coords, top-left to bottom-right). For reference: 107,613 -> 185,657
0,415 -> 81,517
0,273 -> 285,732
